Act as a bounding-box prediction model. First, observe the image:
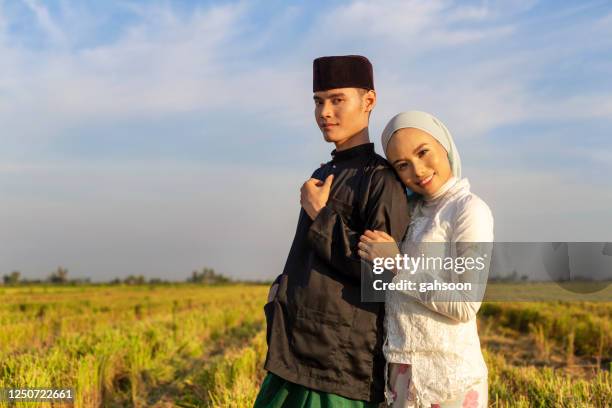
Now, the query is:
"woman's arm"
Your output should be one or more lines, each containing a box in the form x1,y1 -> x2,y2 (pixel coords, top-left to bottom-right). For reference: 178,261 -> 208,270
404,195 -> 494,322
359,194 -> 494,323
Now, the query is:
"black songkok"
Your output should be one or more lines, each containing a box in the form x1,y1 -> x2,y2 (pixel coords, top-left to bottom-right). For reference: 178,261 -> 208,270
312,55 -> 374,92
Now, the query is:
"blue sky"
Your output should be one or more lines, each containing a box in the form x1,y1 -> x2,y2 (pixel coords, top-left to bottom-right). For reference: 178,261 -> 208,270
1,0 -> 611,281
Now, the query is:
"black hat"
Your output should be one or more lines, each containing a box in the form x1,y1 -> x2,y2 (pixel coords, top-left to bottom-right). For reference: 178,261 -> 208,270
313,55 -> 374,92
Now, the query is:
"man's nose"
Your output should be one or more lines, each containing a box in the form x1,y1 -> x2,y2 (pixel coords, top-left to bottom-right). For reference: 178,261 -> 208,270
320,101 -> 333,118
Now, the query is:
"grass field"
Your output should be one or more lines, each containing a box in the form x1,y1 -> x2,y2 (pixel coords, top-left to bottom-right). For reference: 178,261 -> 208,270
0,284 -> 610,407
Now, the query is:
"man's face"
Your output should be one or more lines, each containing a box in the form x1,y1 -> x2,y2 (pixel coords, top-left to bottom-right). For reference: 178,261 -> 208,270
313,88 -> 375,145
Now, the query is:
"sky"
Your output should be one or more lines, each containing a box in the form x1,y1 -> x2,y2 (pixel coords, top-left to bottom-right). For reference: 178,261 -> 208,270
1,0 -> 611,282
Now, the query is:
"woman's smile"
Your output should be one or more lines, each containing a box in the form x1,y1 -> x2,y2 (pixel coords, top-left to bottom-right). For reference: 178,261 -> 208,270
417,173 -> 434,187
386,127 -> 453,199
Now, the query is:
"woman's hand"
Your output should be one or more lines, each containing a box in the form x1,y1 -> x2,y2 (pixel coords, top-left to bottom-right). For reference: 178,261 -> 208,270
357,230 -> 400,264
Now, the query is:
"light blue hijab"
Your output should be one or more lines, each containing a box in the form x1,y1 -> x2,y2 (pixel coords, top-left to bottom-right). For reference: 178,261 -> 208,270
381,110 -> 462,195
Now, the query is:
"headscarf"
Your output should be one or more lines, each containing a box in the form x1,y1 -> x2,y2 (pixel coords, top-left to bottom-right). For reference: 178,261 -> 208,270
381,110 -> 462,179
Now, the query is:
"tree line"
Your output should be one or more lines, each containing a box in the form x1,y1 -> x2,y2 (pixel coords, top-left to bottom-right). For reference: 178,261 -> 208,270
0,266 -> 263,286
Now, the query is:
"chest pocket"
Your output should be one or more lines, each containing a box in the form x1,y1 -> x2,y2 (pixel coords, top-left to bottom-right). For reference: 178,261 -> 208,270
326,167 -> 363,227
326,196 -> 353,218
326,195 -> 360,235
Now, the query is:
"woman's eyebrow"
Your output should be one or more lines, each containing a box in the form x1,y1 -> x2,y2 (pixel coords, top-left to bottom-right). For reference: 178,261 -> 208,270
413,143 -> 429,153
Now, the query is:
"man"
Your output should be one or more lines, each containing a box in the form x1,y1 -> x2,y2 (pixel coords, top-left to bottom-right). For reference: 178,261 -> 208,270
254,55 -> 410,406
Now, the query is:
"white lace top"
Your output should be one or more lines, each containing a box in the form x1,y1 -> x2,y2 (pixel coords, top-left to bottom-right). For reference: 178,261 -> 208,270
383,177 -> 494,406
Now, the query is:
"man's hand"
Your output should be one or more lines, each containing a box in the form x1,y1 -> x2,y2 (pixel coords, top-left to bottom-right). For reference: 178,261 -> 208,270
300,174 -> 334,220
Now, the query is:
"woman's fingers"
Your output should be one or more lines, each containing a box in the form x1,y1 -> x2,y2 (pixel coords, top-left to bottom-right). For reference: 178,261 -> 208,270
383,231 -> 394,240
364,230 -> 380,240
358,249 -> 369,260
358,242 -> 376,261
358,241 -> 370,251
362,230 -> 385,242
360,234 -> 373,243
374,230 -> 395,241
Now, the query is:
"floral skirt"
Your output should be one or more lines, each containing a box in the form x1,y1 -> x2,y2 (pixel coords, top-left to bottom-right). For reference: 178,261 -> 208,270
386,363 -> 487,408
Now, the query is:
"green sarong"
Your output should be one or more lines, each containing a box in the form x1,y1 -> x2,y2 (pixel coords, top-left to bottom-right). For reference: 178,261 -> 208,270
253,372 -> 380,408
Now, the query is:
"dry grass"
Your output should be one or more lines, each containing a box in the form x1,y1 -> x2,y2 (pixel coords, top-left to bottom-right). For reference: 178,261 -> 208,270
0,284 -> 610,407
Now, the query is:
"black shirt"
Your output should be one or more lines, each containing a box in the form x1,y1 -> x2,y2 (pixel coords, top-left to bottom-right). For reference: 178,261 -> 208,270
263,142 -> 410,402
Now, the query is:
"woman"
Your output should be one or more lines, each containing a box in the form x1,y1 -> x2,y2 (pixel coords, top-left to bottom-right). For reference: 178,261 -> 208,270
357,111 -> 493,407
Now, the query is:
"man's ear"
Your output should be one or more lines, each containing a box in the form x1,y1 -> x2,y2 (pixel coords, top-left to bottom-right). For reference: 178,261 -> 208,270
364,90 -> 376,113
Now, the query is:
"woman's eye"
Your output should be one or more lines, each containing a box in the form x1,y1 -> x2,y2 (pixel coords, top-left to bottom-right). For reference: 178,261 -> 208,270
397,163 -> 408,171
332,98 -> 343,104
418,149 -> 428,158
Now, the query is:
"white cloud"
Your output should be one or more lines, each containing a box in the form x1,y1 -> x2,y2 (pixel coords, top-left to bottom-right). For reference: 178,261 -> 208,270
20,0 -> 67,46
1,0 -> 611,143
0,0 -> 323,150
307,0 -> 516,51
298,0 -> 612,140
1,0 -> 611,280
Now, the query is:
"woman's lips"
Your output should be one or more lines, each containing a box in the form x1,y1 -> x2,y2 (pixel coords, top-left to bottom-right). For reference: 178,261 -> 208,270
417,174 -> 434,186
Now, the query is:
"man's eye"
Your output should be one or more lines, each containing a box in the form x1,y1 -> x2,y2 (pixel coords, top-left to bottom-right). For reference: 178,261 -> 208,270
333,98 -> 343,104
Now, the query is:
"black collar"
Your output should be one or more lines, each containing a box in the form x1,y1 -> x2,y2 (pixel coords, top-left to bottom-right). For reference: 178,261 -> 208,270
331,143 -> 374,163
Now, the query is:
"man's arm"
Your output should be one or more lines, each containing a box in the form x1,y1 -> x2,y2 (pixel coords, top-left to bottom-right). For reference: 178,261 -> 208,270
307,167 -> 410,282
265,274 -> 282,304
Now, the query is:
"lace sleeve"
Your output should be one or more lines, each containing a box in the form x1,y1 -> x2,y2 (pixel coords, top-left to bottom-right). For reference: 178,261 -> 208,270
395,195 -> 494,322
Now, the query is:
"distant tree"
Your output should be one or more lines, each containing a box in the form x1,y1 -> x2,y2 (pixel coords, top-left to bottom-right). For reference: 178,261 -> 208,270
187,267 -> 231,284
48,267 -> 69,284
123,275 -> 146,285
490,269 -> 520,282
3,271 -> 21,285
68,277 -> 91,285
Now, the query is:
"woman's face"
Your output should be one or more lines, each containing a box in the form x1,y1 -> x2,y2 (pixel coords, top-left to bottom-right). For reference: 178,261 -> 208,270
386,127 -> 453,198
